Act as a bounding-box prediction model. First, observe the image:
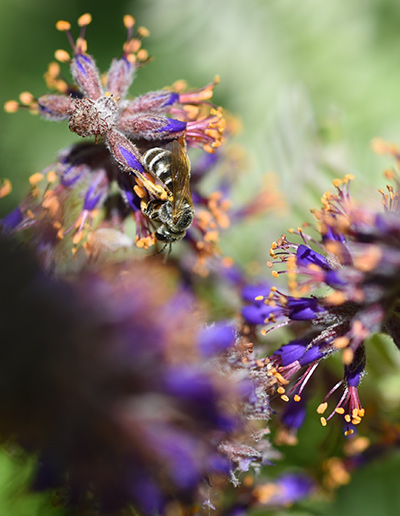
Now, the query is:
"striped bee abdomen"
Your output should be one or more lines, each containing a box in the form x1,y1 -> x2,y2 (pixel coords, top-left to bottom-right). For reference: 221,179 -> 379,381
142,147 -> 172,189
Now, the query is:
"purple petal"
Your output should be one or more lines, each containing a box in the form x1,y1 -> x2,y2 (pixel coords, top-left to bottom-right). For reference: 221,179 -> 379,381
296,244 -> 330,269
158,118 -> 187,133
1,207 -> 23,230
287,297 -> 325,321
198,322 -> 235,357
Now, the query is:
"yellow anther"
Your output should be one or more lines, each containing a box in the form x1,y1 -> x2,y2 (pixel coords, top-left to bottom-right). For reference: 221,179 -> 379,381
73,231 -> 84,245
320,417 -> 327,427
57,228 -> 64,240
133,185 -> 146,198
47,171 -> 57,183
123,14 -> 135,28
56,20 -> 71,31
277,386 -> 285,395
344,429 -> 354,436
353,246 -> 382,272
78,13 -> 92,27
317,402 -> 328,414
29,173 -> 44,185
76,37 -> 87,53
333,336 -> 350,349
325,291 -> 347,306
4,100 -> 19,113
0,179 -> 12,198
19,91 -> 35,105
274,372 -> 289,386
335,407 -> 345,415
272,271 -> 279,278
281,394 -> 289,402
137,49 -> 149,61
55,49 -> 71,63
342,348 -> 354,365
26,209 -> 35,219
294,394 -> 301,402
254,295 -> 264,301
344,414 -> 351,423
137,26 -> 150,37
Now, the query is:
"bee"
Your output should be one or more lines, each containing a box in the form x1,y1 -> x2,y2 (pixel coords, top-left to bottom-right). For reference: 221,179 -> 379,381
142,140 -> 194,244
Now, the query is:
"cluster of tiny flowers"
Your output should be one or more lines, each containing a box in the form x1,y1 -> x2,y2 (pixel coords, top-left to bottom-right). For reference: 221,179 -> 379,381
242,171 -> 400,436
3,14 -> 234,272
0,12 -> 317,516
0,235 -> 281,515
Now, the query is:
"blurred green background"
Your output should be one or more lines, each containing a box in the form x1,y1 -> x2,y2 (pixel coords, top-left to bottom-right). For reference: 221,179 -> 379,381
1,0 -> 400,514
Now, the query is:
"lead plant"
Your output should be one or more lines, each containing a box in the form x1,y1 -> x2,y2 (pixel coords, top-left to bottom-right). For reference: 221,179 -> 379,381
242,169 -> 400,436
4,14 -> 227,269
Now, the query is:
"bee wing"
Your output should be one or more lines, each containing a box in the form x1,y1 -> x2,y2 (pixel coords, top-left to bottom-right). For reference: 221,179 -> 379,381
170,140 -> 193,222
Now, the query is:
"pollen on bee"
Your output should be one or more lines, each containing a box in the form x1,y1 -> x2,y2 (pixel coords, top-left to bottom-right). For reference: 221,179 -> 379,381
133,185 -> 146,198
